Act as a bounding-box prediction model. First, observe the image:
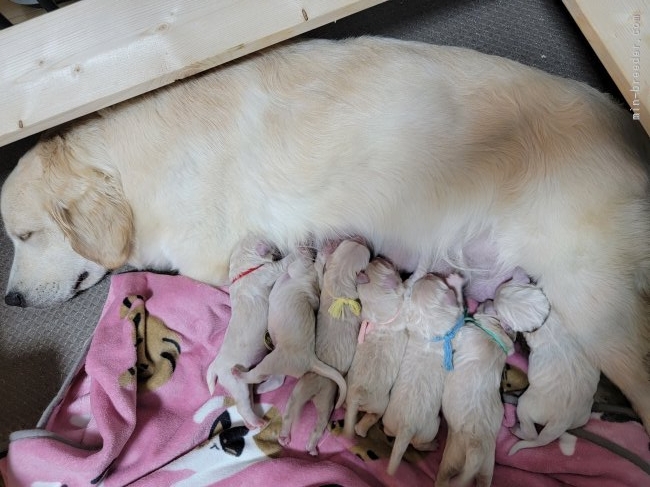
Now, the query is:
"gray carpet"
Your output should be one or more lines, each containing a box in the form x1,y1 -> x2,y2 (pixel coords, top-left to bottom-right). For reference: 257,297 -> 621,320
0,0 -> 620,452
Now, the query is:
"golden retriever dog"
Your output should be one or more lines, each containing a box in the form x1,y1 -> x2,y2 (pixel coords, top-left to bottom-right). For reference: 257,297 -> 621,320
2,37 -> 650,436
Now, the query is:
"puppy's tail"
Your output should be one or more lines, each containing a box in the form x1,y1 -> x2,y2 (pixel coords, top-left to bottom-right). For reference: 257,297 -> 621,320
509,419 -> 572,455
387,427 -> 413,476
310,359 -> 347,409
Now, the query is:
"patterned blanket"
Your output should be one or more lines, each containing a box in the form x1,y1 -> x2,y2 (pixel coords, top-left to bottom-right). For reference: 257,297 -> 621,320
1,272 -> 648,486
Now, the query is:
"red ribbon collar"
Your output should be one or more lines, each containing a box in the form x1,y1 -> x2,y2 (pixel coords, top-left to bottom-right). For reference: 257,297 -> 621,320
231,264 -> 264,284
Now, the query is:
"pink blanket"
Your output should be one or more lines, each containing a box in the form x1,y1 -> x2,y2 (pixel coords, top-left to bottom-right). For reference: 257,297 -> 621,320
1,272 -> 649,486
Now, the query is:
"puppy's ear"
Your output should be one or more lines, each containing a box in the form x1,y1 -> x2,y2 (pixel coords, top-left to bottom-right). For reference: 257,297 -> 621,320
356,270 -> 369,284
49,167 -> 133,270
255,241 -> 272,257
382,272 -> 402,291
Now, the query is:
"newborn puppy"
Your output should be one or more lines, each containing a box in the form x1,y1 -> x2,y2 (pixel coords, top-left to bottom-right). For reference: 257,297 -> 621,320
344,257 -> 408,438
279,238 -> 371,455
233,246 -> 348,409
436,299 -> 516,487
510,321 -> 599,454
499,272 -> 600,455
205,235 -> 289,429
382,273 -> 464,476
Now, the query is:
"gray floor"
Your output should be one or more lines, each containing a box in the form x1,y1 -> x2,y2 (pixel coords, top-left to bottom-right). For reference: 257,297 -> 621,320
0,0 -> 620,451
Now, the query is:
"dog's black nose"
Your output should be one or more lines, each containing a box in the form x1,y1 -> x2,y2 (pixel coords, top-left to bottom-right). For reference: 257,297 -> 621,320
5,291 -> 26,307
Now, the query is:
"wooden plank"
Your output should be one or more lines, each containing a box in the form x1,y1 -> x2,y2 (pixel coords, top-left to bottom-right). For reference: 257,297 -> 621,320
562,0 -> 649,135
0,0 -> 388,148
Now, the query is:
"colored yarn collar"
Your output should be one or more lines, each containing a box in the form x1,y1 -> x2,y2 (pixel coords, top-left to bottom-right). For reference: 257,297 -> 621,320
430,311 -> 468,371
467,317 -> 510,356
357,303 -> 403,344
328,297 -> 362,319
431,309 -> 510,371
231,264 -> 264,284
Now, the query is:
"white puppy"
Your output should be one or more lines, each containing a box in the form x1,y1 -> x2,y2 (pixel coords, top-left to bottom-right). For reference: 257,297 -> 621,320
436,275 -> 550,487
496,271 -> 599,454
435,300 -> 515,487
279,238 -> 371,455
382,273 -> 464,476
232,247 -> 348,409
344,257 -> 408,438
509,320 -> 600,454
204,235 -> 289,429
2,36 -> 649,434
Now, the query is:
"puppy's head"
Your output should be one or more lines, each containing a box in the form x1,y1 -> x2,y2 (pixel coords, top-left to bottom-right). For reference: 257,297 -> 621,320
494,280 -> 551,333
411,273 -> 459,316
1,131 -> 133,307
324,239 -> 371,288
229,234 -> 282,280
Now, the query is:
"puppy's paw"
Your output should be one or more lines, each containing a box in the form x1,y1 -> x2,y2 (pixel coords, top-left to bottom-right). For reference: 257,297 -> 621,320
510,425 -> 537,441
278,434 -> 291,447
231,364 -> 246,378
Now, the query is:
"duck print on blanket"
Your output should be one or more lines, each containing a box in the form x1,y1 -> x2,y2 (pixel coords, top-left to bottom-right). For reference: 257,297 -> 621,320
118,294 -> 182,391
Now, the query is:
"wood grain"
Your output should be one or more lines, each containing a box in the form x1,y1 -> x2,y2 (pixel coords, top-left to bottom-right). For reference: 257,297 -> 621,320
0,0 -> 387,147
563,0 -> 649,135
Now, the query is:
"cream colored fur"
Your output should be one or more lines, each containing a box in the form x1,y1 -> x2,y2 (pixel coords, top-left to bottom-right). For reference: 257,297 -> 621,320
205,234 -> 288,429
278,239 -> 370,455
2,37 -> 650,434
344,257 -> 408,438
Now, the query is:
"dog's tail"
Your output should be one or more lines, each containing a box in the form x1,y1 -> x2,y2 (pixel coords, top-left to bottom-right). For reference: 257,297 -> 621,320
508,418 -> 572,455
310,359 -> 347,409
387,426 -> 414,476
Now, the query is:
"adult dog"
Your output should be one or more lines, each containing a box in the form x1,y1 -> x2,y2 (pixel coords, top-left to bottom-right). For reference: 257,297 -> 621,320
2,37 -> 650,432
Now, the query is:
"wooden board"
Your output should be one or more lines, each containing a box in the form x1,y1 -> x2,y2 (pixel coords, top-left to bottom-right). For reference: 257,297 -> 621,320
0,0 -> 388,148
563,0 -> 649,135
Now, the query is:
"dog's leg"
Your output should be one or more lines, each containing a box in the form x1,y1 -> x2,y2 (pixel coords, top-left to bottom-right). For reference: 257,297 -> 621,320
279,375 -> 316,447
548,277 -> 650,433
589,295 -> 650,430
435,432 -> 464,487
219,371 -> 267,429
354,412 -> 380,437
475,441 -> 496,487
306,381 -> 337,455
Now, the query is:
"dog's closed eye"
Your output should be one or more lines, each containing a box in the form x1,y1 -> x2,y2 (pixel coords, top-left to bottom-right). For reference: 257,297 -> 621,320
18,232 -> 32,242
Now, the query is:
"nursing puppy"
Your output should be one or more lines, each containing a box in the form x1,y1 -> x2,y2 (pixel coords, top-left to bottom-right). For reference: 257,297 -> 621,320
205,235 -> 289,429
3,36 -> 649,433
279,239 -> 371,455
436,276 -> 549,486
509,330 -> 599,455
232,247 -> 348,409
382,273 -> 464,476
344,257 -> 408,438
435,300 -> 515,487
495,272 -> 600,454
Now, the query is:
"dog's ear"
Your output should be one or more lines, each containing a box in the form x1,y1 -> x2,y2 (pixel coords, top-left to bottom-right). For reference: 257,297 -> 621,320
41,134 -> 133,269
49,168 -> 133,269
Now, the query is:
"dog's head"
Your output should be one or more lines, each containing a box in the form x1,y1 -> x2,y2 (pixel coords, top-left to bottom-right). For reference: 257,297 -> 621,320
1,132 -> 133,307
